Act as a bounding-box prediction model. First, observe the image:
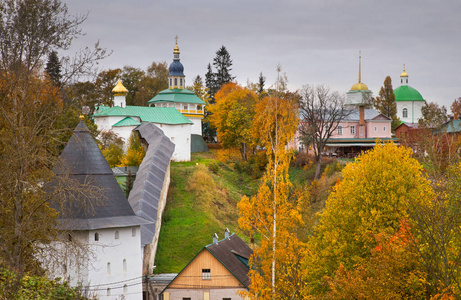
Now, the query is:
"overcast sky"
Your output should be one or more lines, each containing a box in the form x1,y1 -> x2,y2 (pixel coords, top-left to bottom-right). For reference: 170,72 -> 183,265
64,0 -> 460,109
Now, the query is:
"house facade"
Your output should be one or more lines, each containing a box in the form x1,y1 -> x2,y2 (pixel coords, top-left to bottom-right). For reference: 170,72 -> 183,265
162,231 -> 252,300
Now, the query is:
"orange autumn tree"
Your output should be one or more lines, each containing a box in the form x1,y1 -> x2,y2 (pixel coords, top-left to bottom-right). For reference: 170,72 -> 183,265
238,70 -> 303,299
208,82 -> 257,159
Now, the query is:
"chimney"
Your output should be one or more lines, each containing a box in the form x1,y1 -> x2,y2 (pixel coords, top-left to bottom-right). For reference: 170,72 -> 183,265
359,105 -> 365,125
212,233 -> 218,244
224,228 -> 230,239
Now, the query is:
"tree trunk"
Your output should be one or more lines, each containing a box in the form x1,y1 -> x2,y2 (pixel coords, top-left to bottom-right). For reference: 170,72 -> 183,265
314,157 -> 322,179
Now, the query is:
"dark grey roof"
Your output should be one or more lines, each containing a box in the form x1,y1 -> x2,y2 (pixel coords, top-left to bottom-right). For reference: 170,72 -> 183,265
343,108 -> 390,122
191,134 -> 209,153
51,121 -> 151,230
128,123 -> 175,246
206,234 -> 253,288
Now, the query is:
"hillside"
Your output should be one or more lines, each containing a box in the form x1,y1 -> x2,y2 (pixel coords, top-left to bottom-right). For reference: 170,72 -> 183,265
154,151 -> 259,273
153,150 -> 341,273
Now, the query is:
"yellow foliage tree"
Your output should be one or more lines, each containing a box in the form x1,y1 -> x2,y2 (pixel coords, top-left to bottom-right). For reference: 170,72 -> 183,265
238,70 -> 304,298
120,131 -> 146,167
208,82 -> 257,159
303,142 -> 434,296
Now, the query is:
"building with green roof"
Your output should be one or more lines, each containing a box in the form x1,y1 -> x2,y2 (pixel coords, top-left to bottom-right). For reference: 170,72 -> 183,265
93,83 -> 194,161
394,65 -> 426,124
147,39 -> 205,136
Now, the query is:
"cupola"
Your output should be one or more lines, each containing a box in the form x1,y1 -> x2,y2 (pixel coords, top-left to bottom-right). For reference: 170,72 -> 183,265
112,77 -> 128,107
168,36 -> 185,90
400,64 -> 409,85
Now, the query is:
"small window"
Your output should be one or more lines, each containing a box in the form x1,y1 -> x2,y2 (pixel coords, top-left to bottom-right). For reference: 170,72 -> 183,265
115,231 -> 119,239
223,298 -> 232,300
202,269 -> 211,280
107,288 -> 111,296
94,232 -> 99,241
174,78 -> 177,86
383,126 -> 386,132
180,78 -> 183,86
107,262 -> 111,275
183,298 -> 191,300
337,125 -> 342,135
132,228 -> 136,237
374,126 -> 378,132
350,126 -> 355,135
123,259 -> 127,272
403,108 -> 408,118
183,105 -> 188,110
123,284 -> 128,293
169,78 -> 172,86
197,105 -> 202,111
67,234 -> 72,242
401,79 -> 403,84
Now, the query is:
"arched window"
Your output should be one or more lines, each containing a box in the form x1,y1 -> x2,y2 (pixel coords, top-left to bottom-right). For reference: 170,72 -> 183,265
123,259 -> 127,272
174,78 -> 177,86
123,284 -> 128,293
132,228 -> 136,237
169,78 -> 172,86
403,108 -> 408,118
107,262 -> 111,275
94,232 -> 99,241
115,231 -> 119,239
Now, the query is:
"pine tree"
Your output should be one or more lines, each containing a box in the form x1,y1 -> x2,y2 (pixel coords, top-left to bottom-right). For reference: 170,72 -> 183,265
213,46 -> 234,88
45,51 -> 62,86
258,72 -> 266,98
205,63 -> 217,103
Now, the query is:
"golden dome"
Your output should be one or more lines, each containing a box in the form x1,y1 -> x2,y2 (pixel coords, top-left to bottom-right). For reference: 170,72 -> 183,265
112,78 -> 128,95
350,82 -> 369,91
401,64 -> 408,77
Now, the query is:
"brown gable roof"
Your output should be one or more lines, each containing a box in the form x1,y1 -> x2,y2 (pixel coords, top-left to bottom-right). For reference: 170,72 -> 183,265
206,233 -> 253,288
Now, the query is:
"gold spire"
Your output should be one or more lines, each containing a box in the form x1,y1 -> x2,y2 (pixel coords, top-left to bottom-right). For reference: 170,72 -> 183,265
358,50 -> 361,83
400,64 -> 408,77
350,51 -> 369,91
173,35 -> 180,54
112,77 -> 128,95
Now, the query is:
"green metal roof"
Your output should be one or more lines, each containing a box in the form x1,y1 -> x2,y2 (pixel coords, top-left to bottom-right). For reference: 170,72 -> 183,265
92,106 -> 193,125
112,117 -> 142,127
394,85 -> 424,102
437,119 -> 461,133
147,88 -> 206,105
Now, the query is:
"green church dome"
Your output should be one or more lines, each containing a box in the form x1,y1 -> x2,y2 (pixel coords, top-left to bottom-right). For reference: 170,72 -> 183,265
394,85 -> 424,102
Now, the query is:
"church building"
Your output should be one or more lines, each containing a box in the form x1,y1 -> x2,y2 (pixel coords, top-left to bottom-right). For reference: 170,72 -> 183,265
394,65 -> 426,124
147,38 -> 206,136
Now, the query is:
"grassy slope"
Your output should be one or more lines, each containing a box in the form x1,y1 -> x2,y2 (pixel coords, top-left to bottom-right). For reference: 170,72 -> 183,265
154,151 -> 258,273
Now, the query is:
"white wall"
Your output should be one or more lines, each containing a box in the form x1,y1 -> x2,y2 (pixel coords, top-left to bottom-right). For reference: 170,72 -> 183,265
155,123 -> 191,162
86,226 -> 143,300
397,101 -> 425,124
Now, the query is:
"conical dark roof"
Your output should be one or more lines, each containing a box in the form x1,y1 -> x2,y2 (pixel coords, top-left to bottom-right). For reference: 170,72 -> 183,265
51,121 -> 151,230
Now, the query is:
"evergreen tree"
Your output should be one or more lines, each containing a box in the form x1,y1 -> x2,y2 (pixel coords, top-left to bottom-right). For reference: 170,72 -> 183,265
373,76 -> 399,130
45,51 -> 62,86
205,63 -> 217,103
123,170 -> 134,198
213,45 -> 234,88
258,71 -> 266,98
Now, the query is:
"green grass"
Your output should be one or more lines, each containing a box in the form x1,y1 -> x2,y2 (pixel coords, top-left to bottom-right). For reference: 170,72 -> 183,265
154,151 -> 258,273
